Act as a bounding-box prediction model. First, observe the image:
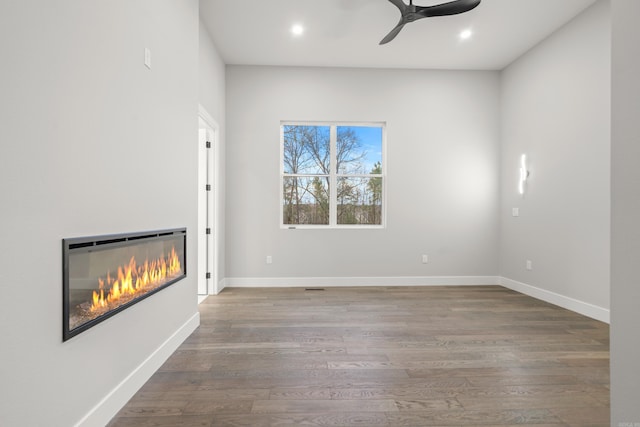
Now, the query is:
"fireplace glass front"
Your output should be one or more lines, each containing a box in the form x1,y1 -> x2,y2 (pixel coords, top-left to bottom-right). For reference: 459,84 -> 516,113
63,228 -> 186,341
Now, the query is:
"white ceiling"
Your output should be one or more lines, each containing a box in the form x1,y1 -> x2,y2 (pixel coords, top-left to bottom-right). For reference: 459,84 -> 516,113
200,0 -> 597,70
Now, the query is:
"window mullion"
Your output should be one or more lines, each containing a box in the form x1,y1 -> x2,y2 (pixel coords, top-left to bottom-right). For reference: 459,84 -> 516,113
329,125 -> 337,227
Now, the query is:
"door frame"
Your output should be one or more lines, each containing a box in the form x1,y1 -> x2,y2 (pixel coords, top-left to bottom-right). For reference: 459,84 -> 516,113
198,105 -> 220,296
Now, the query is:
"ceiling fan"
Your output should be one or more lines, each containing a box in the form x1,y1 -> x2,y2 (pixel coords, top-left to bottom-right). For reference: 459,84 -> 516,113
379,0 -> 481,45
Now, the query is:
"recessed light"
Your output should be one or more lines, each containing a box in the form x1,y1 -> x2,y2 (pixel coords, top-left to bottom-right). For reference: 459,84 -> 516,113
459,29 -> 473,40
291,24 -> 304,36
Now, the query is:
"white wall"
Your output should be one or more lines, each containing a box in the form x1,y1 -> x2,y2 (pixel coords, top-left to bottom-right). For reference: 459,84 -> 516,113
611,0 -> 640,423
199,20 -> 227,289
499,1 -> 611,321
0,1 -> 200,425
225,66 -> 500,284
199,21 -> 226,126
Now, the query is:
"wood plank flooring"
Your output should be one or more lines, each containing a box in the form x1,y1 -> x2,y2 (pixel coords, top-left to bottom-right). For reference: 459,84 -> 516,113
107,286 -> 610,426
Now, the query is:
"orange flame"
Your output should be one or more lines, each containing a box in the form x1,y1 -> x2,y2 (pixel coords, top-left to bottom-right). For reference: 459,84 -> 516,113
89,247 -> 181,313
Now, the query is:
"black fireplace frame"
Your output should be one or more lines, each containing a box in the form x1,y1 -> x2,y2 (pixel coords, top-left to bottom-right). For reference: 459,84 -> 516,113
62,228 -> 187,341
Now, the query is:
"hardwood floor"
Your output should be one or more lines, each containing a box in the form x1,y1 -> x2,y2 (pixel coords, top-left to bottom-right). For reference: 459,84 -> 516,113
108,286 -> 610,426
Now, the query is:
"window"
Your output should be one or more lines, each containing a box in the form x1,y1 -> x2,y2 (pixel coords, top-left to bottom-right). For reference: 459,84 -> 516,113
281,122 -> 385,228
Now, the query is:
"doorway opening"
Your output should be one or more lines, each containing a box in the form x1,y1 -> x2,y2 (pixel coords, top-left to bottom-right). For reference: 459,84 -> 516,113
198,108 -> 219,301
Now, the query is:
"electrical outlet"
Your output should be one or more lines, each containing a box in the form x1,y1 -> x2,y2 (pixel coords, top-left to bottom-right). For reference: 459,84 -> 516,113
266,256 -> 272,265
512,207 -> 519,217
422,254 -> 428,264
526,260 -> 532,270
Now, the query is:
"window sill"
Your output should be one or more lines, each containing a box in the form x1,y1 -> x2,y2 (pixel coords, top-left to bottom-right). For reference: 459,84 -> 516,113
281,225 -> 386,230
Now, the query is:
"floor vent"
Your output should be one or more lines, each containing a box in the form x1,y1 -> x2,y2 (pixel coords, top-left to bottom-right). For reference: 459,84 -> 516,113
305,288 -> 325,291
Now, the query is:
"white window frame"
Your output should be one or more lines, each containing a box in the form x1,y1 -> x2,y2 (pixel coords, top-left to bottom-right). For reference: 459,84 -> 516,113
280,121 -> 387,229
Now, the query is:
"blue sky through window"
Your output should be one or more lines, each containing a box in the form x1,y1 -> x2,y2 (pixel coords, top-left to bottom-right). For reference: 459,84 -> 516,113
339,125 -> 383,173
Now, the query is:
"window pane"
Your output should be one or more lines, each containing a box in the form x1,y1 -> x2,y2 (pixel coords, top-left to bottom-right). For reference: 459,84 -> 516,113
283,176 -> 330,225
337,126 -> 383,175
283,125 -> 330,175
337,177 -> 383,225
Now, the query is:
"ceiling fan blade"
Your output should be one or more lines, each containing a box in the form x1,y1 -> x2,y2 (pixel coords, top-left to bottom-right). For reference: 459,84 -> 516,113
418,0 -> 481,18
379,20 -> 407,45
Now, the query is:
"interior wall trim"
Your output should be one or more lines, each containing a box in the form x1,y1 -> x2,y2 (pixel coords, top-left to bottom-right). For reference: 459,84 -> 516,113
217,278 -> 227,294
224,276 -> 501,288
500,276 -> 610,323
75,312 -> 200,427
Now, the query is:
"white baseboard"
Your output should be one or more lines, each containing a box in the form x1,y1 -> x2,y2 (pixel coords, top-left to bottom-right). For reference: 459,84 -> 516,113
225,276 -> 500,288
500,276 -> 610,324
215,278 -> 227,295
75,312 -> 200,427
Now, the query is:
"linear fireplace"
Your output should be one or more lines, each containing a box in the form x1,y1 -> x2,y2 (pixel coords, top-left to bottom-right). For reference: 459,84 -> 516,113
63,228 -> 186,341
